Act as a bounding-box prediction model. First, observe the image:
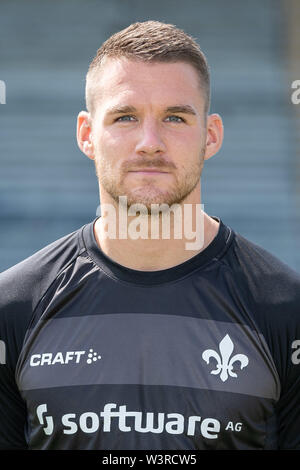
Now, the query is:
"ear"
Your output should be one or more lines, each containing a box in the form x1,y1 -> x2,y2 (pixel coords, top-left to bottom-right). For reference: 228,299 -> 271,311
203,113 -> 224,161
76,111 -> 94,160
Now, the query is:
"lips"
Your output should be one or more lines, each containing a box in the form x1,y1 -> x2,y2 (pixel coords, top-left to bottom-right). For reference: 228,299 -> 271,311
128,168 -> 168,174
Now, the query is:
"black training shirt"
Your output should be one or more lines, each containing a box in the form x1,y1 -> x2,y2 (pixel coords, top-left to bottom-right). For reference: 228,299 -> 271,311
0,216 -> 300,450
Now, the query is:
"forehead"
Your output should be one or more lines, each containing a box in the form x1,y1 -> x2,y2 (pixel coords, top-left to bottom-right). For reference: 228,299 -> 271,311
90,58 -> 204,113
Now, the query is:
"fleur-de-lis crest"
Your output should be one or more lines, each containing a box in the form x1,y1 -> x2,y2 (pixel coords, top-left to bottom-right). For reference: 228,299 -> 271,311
202,334 -> 249,382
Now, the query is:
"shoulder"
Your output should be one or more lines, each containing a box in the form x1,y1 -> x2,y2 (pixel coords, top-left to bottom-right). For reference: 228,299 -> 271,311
0,224 -> 86,365
220,227 -> 300,386
0,226 -> 84,310
223,229 -> 300,310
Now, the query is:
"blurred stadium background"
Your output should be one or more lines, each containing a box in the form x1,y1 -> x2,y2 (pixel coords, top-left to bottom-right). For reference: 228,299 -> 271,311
0,0 -> 299,272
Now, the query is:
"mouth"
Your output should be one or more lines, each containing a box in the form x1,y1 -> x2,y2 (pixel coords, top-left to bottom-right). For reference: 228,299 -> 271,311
128,169 -> 169,175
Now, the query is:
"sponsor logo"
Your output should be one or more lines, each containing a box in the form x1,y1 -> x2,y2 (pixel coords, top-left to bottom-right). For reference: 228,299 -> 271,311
37,404 -> 54,435
36,403 -> 219,438
36,403 -> 243,439
202,334 -> 249,382
29,348 -> 101,367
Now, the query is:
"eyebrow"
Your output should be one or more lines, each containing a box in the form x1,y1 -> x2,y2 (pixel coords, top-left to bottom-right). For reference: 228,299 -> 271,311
105,104 -> 197,116
164,105 -> 197,116
106,105 -> 137,116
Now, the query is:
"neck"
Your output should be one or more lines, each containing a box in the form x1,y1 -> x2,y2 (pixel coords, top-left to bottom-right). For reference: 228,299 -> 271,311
93,201 -> 219,271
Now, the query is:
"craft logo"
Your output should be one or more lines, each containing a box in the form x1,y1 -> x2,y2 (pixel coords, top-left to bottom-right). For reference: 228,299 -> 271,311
29,348 -> 101,367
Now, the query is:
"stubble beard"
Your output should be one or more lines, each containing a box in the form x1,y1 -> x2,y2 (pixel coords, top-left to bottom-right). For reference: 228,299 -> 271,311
95,150 -> 205,213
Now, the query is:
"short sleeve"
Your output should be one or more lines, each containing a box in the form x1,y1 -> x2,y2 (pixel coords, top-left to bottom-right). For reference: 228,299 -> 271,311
0,292 -> 29,449
275,331 -> 300,449
0,362 -> 28,449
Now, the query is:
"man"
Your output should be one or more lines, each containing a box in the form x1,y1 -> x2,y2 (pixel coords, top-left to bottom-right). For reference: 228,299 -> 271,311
0,20 -> 300,450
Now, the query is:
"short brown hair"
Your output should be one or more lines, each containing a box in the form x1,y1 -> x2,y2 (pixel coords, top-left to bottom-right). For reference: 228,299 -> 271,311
86,20 -> 210,116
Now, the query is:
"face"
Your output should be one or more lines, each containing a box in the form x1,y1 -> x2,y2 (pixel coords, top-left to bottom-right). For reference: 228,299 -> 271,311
78,58 -> 223,211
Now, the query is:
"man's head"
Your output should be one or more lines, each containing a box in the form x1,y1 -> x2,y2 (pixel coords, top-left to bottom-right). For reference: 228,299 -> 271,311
86,20 -> 211,118
77,21 -> 223,211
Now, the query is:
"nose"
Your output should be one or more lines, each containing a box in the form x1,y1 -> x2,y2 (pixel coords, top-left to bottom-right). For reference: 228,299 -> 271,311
135,119 -> 166,155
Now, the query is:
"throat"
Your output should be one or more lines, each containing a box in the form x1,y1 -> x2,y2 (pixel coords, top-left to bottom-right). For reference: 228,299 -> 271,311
93,213 -> 219,271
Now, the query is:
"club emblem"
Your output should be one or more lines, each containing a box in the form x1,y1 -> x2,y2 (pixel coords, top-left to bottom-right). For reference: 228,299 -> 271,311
202,334 -> 249,382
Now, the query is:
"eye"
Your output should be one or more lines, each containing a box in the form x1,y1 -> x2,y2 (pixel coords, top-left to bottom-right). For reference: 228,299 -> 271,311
165,115 -> 185,123
115,115 -> 136,122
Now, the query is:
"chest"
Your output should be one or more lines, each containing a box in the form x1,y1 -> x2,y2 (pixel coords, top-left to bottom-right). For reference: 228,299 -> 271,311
16,312 -> 280,449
